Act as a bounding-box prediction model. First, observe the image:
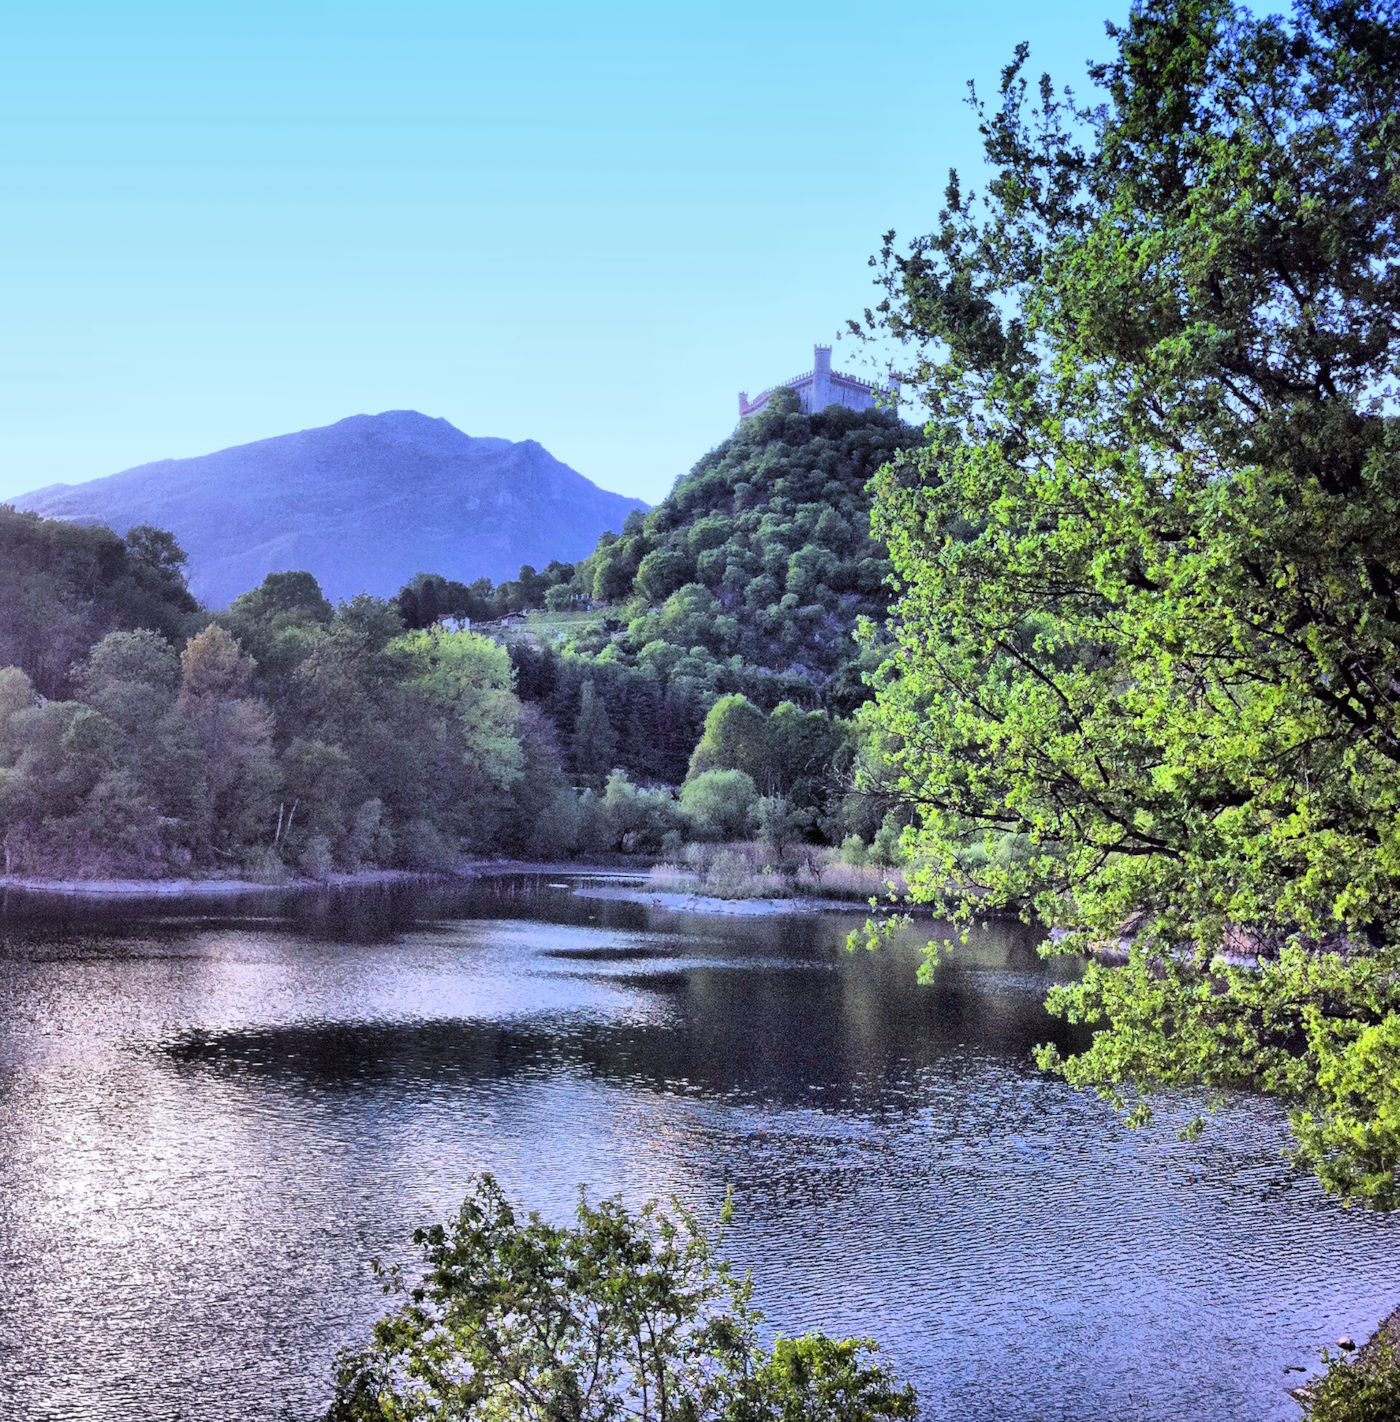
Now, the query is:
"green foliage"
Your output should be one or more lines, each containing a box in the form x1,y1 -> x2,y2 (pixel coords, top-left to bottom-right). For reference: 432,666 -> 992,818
502,400 -> 914,790
573,679 -> 618,787
1301,1341 -> 1400,1422
399,627 -> 523,800
394,562 -> 579,629
753,795 -> 807,859
635,546 -> 696,603
0,506 -> 199,697
681,769 -> 758,842
297,833 -> 334,880
0,541 -> 580,878
729,1336 -> 919,1422
230,570 -> 333,628
863,0 -> 1400,1202
602,769 -> 686,854
688,696 -> 768,784
178,625 -> 281,852
325,1175 -> 915,1422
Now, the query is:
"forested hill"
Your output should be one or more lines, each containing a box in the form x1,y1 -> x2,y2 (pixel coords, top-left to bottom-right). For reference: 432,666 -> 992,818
12,411 -> 647,608
500,390 -> 916,783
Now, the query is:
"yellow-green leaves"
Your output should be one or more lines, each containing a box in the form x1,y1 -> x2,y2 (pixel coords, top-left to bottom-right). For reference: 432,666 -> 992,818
861,0 -> 1400,1205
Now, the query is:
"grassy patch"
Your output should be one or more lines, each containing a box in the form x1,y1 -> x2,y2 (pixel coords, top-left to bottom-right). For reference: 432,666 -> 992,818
648,843 -> 906,903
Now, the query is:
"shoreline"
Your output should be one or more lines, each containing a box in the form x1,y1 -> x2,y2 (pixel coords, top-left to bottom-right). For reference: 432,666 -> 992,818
570,882 -> 884,916
0,867 -> 451,900
0,859 -> 899,916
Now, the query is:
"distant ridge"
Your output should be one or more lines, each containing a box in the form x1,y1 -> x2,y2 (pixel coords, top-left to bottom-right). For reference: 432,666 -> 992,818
12,411 -> 648,607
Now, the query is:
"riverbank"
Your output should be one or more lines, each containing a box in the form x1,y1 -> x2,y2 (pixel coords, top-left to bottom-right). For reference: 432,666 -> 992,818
458,858 -> 909,915
0,867 -> 448,900
0,857 -> 905,916
569,882 -> 870,916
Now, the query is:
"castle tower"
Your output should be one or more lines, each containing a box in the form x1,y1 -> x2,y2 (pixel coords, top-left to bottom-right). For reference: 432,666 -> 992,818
737,343 -> 891,422
811,344 -> 833,413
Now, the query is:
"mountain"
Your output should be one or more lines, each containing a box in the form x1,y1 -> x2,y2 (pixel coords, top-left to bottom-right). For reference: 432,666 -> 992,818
11,411 -> 648,607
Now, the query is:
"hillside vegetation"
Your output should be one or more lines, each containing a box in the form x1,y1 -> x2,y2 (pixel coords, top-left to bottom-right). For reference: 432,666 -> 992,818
480,389 -> 915,785
0,494 -> 910,879
0,507 -> 200,698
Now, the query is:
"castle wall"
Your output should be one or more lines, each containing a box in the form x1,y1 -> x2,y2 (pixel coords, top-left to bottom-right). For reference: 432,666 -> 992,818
738,345 -> 887,421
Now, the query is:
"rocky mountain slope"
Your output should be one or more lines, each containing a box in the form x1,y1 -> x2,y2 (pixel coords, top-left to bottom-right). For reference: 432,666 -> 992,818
13,411 -> 646,606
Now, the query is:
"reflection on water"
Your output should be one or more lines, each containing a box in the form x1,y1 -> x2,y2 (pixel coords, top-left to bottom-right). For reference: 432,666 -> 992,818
0,875 -> 1393,1422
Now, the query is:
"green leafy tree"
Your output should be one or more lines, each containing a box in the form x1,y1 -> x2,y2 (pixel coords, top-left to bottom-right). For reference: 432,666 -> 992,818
0,667 -> 36,765
398,627 -> 525,844
602,769 -> 685,853
0,507 -> 198,698
325,1175 -> 915,1422
635,547 -> 696,603
280,738 -> 356,857
681,769 -> 759,842
178,625 -> 280,855
752,794 -> 807,860
687,695 -> 769,785
861,0 -> 1400,1203
75,630 -> 181,736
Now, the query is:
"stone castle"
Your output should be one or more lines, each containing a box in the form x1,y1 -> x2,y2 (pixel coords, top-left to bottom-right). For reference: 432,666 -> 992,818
738,344 -> 896,421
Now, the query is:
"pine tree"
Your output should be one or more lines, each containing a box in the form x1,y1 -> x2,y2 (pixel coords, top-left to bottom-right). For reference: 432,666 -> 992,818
572,680 -> 617,787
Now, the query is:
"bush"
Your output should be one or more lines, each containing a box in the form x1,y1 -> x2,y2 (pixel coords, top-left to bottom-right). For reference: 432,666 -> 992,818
870,815 -> 906,868
602,770 -> 686,854
240,845 -> 287,885
681,769 -> 757,841
839,834 -> 869,868
345,798 -> 393,869
525,786 -> 584,860
1301,1340 -> 1400,1422
297,833 -> 334,880
325,1175 -> 916,1422
395,817 -> 457,871
752,794 -> 807,858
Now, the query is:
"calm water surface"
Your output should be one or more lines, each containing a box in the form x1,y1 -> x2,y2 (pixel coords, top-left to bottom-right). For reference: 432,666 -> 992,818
0,875 -> 1393,1421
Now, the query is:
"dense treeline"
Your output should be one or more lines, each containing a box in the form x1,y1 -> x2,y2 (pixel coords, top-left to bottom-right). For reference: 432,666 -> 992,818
401,392 -> 915,785
0,507 -> 200,698
0,383 -> 917,880
0,495 -> 903,878
0,565 -> 541,877
393,561 -> 579,628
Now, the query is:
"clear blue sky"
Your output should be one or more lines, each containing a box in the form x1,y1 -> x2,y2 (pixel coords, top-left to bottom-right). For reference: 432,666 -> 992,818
0,0 -> 1126,507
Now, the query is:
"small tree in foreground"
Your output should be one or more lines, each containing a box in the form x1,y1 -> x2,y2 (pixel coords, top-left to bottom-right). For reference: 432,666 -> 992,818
326,1175 -> 916,1422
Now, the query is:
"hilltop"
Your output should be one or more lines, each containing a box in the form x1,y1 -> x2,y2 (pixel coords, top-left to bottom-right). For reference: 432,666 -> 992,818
490,389 -> 917,782
12,411 -> 647,607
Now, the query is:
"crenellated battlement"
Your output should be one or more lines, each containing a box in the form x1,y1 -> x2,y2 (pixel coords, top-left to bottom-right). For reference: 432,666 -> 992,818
738,344 -> 897,422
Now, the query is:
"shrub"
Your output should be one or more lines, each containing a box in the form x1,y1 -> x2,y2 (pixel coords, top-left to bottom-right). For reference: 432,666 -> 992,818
601,770 -> 686,854
681,769 -> 757,842
240,845 -> 287,885
325,1175 -> 916,1422
297,833 -> 334,881
1300,1339 -> 1400,1422
345,798 -> 393,869
752,794 -> 806,859
395,817 -> 457,871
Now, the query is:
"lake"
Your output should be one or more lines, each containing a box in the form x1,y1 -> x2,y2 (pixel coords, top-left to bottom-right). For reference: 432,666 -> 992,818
0,873 -> 1393,1421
